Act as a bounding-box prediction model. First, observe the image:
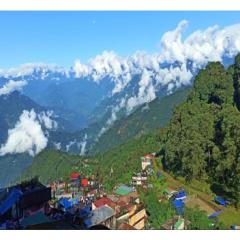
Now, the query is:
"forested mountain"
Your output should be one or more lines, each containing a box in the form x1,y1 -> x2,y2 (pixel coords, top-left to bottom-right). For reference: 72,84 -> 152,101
91,87 -> 190,154
162,54 -> 240,206
22,55 -> 240,207
21,150 -> 92,185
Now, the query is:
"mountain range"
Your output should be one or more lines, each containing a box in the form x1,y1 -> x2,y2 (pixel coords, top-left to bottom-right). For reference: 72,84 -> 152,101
1,20 -> 240,187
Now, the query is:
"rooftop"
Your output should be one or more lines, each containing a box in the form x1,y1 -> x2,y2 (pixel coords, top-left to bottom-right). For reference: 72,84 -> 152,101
93,197 -> 116,209
114,185 -> 134,196
86,205 -> 115,228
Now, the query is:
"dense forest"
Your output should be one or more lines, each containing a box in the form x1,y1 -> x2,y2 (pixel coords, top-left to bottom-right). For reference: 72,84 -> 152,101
162,54 -> 240,206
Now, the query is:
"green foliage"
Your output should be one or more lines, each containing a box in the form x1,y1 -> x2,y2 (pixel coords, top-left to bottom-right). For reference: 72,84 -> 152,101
22,150 -> 93,184
162,55 -> 240,205
185,207 -> 213,230
92,133 -> 162,191
139,190 -> 175,229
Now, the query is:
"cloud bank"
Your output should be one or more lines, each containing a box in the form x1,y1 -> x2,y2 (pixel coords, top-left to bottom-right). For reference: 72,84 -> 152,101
1,21 -> 240,132
0,109 -> 57,156
0,80 -> 27,96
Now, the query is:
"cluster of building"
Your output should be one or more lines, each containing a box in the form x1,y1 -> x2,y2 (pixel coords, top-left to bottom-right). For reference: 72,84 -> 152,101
0,152 -> 198,230
0,169 -> 147,230
131,153 -> 155,188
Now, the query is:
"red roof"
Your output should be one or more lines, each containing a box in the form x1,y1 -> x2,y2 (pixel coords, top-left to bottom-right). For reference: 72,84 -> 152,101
93,197 -> 116,209
70,172 -> 80,180
81,178 -> 88,187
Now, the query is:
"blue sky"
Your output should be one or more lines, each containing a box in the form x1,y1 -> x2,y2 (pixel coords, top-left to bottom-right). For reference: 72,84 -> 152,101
0,11 -> 240,68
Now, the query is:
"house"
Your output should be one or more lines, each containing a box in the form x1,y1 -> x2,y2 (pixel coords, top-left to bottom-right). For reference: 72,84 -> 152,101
141,154 -> 153,170
81,178 -> 88,188
128,205 -> 146,230
116,203 -> 146,230
70,172 -> 80,181
107,194 -> 119,203
114,185 -> 138,203
92,197 -> 117,212
0,178 -> 51,227
132,171 -> 148,186
84,205 -> 116,229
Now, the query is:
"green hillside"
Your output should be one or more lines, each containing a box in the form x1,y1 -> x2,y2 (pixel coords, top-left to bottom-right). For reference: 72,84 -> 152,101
92,133 -> 162,191
22,150 -> 97,185
22,133 -> 161,188
91,87 -> 190,154
162,55 -> 240,206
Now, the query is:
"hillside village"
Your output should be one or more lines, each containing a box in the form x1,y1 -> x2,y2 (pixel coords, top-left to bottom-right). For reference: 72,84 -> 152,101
1,151 -> 239,230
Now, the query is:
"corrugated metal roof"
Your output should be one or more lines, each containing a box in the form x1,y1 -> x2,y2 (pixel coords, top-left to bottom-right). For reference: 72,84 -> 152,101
87,205 -> 115,227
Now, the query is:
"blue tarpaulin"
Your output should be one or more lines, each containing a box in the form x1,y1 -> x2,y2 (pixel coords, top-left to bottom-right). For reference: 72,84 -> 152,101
172,199 -> 185,215
214,196 -> 226,206
59,198 -> 72,209
208,210 -> 224,219
79,205 -> 92,218
0,188 -> 23,216
175,190 -> 186,200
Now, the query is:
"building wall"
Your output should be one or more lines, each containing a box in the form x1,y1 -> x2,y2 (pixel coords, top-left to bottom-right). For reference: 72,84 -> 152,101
133,218 -> 145,230
128,209 -> 146,227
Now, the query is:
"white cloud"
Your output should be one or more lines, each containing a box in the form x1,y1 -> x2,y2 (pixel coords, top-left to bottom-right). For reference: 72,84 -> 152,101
66,140 -> 76,152
0,109 -> 56,156
160,21 -> 240,66
79,134 -> 88,156
38,111 -> 58,130
53,142 -> 61,150
74,59 -> 90,78
1,21 -> 240,125
127,69 -> 156,111
0,80 -> 27,96
0,63 -> 67,79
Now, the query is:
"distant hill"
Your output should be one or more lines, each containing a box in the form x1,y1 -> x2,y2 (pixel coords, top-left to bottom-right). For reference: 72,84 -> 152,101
21,87 -> 190,187
21,149 -> 97,185
22,133 -> 161,189
90,87 -> 190,154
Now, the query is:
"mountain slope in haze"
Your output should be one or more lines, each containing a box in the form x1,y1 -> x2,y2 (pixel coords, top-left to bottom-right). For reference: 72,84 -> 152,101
22,133 -> 161,189
0,91 -> 81,187
0,153 -> 32,188
90,87 -> 190,154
